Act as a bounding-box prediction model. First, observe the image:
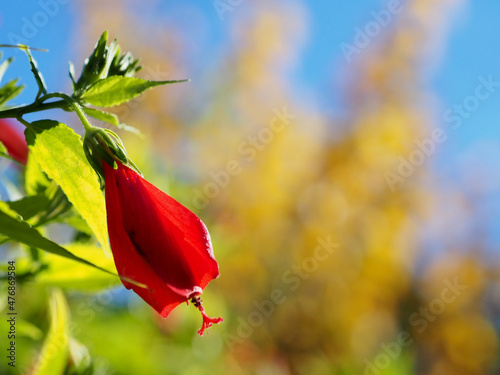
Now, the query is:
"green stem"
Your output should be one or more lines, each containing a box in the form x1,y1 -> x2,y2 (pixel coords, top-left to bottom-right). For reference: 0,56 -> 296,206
72,102 -> 95,132
0,99 -> 68,119
0,92 -> 96,133
38,93 -> 95,132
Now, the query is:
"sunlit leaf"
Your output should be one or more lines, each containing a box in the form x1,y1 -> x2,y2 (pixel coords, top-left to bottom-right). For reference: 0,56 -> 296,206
79,76 -> 187,107
25,120 -> 111,255
25,153 -> 51,196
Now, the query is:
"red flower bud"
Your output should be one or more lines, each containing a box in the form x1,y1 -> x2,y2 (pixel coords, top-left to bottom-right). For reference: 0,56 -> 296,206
103,160 -> 222,335
0,119 -> 28,165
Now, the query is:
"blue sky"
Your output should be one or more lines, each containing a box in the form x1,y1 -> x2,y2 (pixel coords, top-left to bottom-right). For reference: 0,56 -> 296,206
1,0 -> 500,243
2,1 -> 499,145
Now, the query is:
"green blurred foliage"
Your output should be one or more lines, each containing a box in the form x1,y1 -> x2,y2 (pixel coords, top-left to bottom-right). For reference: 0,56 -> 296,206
1,0 -> 499,374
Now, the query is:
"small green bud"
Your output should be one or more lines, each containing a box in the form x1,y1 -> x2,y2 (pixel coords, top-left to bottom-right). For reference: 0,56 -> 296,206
73,31 -> 142,97
83,126 -> 141,184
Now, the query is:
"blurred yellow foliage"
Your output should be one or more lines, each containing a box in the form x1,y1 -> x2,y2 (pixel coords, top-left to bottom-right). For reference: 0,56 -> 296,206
61,0 -> 500,374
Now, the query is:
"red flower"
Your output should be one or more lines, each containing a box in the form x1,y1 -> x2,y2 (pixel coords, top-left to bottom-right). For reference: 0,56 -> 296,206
0,119 -> 28,165
103,160 -> 222,335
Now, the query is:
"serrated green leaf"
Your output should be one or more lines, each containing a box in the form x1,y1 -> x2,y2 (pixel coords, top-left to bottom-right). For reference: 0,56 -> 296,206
83,107 -> 120,126
79,76 -> 187,107
32,289 -> 70,375
37,244 -> 119,291
25,120 -> 111,255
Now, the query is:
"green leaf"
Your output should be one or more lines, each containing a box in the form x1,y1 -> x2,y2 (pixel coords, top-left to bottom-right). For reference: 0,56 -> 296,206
79,76 -> 187,107
16,318 -> 44,340
0,44 -> 47,52
0,54 -> 24,107
0,78 -> 24,107
32,289 -> 70,375
0,201 -> 97,267
7,194 -> 51,221
0,317 -> 42,346
61,215 -> 93,236
37,244 -> 120,291
25,120 -> 111,255
0,57 -> 13,83
68,61 -> 77,91
0,201 -> 144,288
83,107 -> 143,137
83,107 -> 120,126
24,47 -> 48,99
25,153 -> 52,196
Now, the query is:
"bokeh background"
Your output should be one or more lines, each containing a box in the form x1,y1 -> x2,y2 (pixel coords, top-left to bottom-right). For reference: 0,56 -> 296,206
1,0 -> 500,374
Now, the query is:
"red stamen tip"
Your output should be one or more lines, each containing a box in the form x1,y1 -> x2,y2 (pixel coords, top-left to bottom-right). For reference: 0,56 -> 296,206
198,311 -> 223,336
190,295 -> 223,336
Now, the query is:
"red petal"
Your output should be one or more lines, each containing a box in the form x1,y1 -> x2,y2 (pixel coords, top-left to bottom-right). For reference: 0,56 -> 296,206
104,162 -> 185,316
123,165 -> 219,290
0,119 -> 28,165
104,161 -> 219,317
